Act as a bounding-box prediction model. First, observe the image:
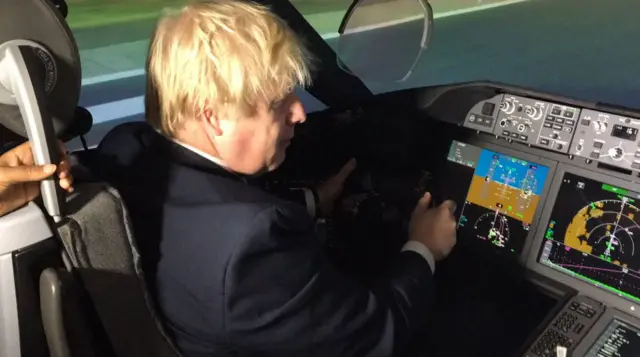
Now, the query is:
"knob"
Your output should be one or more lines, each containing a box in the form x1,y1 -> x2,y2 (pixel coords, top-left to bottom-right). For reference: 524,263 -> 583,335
525,106 -> 543,120
552,133 -> 559,139
610,147 -> 624,160
500,101 -> 515,114
517,124 -> 527,132
576,144 -> 583,152
556,144 -> 563,150
500,119 -> 508,127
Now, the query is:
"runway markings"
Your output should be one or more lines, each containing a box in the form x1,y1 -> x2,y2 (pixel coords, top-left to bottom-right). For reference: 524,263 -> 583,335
81,68 -> 146,86
80,0 -> 528,86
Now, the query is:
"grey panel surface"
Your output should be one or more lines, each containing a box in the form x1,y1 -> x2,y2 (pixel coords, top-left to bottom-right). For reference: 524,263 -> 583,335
571,109 -> 640,172
0,202 -> 53,255
463,94 -> 504,133
0,253 -> 20,357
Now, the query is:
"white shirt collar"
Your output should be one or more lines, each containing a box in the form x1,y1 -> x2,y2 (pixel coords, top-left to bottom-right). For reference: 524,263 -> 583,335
170,138 -> 229,169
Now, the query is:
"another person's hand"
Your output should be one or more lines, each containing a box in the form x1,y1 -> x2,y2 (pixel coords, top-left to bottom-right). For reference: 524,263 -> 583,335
408,192 -> 457,261
315,158 -> 357,216
0,141 -> 73,217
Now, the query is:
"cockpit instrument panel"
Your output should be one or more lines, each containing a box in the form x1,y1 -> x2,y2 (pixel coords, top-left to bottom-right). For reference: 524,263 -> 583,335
571,109 -> 640,172
464,91 -> 640,173
442,141 -> 551,256
493,95 -> 580,154
538,172 -> 640,305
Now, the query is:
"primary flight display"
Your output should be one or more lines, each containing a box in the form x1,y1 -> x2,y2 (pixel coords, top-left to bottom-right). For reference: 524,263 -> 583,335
442,141 -> 551,255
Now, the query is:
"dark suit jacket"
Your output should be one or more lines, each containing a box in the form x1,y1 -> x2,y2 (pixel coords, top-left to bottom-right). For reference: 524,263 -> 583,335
97,124 -> 435,357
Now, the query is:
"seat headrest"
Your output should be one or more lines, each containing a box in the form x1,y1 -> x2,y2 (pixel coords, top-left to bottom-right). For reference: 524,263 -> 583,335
0,0 -> 81,138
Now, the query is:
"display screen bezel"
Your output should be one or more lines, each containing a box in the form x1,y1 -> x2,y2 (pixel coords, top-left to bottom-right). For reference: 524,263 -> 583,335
527,165 -> 640,317
572,308 -> 640,356
445,138 -> 558,263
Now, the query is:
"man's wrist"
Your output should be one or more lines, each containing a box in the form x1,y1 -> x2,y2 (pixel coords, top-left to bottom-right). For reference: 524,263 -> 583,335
402,240 -> 436,273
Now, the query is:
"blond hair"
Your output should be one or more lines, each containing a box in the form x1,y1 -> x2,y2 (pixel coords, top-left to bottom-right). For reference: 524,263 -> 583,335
146,0 -> 314,136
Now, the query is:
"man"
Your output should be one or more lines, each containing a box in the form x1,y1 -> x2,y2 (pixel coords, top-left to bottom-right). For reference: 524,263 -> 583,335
106,1 -> 457,356
0,141 -> 73,217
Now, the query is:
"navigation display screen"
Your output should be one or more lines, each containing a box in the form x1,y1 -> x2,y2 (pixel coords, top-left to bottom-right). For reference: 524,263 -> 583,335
441,141 -> 551,255
586,319 -> 640,357
539,173 -> 640,303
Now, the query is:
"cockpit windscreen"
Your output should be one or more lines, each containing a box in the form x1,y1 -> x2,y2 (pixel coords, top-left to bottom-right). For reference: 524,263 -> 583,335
539,173 -> 640,304
441,141 -> 551,256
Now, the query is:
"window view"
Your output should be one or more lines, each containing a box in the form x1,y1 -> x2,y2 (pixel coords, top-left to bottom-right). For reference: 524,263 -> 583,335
68,0 -> 639,147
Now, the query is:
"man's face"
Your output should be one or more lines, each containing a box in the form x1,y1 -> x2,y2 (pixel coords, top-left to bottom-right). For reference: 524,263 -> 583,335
215,92 -> 306,174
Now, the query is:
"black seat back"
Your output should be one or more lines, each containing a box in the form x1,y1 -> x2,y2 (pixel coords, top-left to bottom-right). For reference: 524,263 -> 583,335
55,180 -> 182,357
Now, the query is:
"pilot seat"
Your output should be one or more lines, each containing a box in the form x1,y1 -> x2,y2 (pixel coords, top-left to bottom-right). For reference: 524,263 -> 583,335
0,0 -> 183,356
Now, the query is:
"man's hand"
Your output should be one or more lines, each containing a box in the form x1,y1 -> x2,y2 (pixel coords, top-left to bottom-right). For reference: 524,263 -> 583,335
408,192 -> 457,261
316,158 -> 357,216
0,141 -> 74,217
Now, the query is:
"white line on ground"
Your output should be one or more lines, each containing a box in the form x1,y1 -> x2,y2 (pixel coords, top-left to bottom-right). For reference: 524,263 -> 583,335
80,0 -> 528,86
87,95 -> 144,124
81,68 -> 146,86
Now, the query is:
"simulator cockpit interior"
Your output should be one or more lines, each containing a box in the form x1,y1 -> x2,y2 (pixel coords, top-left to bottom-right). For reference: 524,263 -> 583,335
1,0 -> 640,356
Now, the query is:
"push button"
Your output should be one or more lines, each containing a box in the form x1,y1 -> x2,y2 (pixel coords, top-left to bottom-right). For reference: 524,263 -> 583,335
594,141 -> 603,149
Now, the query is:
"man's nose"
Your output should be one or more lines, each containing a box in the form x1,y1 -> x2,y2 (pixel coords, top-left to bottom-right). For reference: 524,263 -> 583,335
287,96 -> 306,125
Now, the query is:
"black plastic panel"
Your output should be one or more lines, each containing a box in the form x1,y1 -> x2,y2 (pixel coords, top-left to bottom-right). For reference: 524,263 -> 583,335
13,237 -> 63,357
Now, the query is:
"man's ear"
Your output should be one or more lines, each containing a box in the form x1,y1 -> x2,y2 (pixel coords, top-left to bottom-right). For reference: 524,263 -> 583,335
201,108 -> 223,136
